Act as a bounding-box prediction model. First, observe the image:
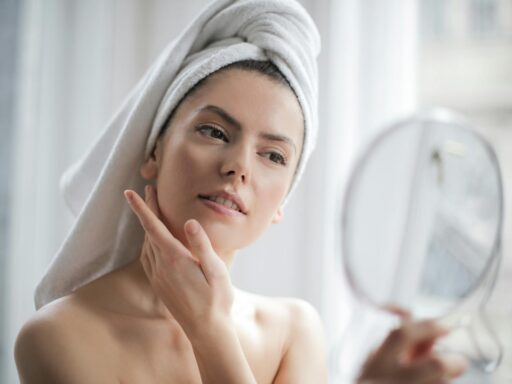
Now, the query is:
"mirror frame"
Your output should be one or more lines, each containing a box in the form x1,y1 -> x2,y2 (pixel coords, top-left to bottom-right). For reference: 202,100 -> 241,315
340,109 -> 504,319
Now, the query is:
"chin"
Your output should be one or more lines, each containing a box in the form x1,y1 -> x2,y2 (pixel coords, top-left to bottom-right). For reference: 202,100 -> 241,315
197,222 -> 247,254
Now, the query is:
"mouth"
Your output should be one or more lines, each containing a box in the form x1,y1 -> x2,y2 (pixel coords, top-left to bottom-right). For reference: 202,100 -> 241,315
198,194 -> 246,215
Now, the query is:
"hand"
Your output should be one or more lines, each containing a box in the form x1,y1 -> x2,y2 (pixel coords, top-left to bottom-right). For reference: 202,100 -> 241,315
124,185 -> 235,335
358,309 -> 468,384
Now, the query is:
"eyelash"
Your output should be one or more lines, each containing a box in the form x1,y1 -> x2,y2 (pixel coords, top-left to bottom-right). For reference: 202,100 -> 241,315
197,124 -> 288,166
198,124 -> 229,142
262,152 -> 287,166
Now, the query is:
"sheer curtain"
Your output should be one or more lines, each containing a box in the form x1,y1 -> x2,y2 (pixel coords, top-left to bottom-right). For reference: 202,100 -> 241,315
418,1 -> 512,381
312,1 -> 418,381
0,0 -> 21,380
3,1 -> 418,382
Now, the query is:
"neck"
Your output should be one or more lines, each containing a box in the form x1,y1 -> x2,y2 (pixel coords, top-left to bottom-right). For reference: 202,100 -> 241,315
219,249 -> 236,269
182,235 -> 236,268
123,248 -> 236,319
123,258 -> 173,319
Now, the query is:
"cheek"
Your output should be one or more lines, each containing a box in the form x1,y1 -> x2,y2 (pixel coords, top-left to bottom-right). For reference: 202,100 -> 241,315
156,144 -> 212,225
248,170 -> 290,228
262,177 -> 289,206
160,144 -> 211,190
234,180 -> 287,249
259,162 -> 294,198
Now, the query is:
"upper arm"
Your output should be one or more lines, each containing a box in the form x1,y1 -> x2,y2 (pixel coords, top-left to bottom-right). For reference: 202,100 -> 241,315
14,314 -> 109,384
273,300 -> 328,384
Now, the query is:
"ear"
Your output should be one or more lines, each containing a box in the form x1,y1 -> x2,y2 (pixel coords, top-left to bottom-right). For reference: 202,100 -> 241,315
271,206 -> 284,224
140,139 -> 162,180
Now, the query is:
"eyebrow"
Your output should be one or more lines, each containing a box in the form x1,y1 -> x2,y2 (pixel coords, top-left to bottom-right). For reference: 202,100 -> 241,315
199,104 -> 296,153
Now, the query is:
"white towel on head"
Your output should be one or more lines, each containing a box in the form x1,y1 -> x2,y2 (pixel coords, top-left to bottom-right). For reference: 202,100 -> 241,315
35,0 -> 320,309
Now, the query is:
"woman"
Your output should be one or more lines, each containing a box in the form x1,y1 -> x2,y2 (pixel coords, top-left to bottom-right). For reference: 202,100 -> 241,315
15,1 -> 466,383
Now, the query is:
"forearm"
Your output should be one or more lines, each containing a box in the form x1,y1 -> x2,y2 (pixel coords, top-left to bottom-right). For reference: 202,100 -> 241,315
186,315 -> 257,384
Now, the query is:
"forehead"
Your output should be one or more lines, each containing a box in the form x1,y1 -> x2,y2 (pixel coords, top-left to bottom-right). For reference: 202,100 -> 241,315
176,69 -> 304,148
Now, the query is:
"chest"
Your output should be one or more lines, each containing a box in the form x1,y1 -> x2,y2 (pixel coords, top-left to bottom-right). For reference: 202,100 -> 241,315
107,318 -> 284,384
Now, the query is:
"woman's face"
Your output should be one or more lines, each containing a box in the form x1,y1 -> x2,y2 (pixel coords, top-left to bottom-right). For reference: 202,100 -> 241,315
141,68 -> 304,259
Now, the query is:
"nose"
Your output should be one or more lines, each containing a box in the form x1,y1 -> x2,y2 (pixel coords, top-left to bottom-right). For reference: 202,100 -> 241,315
220,144 -> 251,185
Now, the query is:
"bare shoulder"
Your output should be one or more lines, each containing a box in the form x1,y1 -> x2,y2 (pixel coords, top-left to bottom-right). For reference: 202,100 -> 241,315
271,297 -> 326,352
275,297 -> 324,329
237,290 -> 320,320
15,295 -> 114,384
237,291 -> 328,383
242,291 -> 324,336
273,297 -> 328,383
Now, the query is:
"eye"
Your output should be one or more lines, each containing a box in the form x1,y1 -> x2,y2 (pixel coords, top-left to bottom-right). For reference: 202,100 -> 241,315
198,124 -> 229,142
263,151 -> 287,166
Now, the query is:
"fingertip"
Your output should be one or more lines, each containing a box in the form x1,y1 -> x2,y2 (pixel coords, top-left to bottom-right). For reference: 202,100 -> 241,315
439,354 -> 469,379
185,219 -> 200,236
385,304 -> 412,322
438,325 -> 451,337
124,189 -> 134,201
425,320 -> 451,337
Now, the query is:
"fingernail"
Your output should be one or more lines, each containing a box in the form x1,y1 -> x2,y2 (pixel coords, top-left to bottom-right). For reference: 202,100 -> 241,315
124,190 -> 133,201
186,220 -> 199,235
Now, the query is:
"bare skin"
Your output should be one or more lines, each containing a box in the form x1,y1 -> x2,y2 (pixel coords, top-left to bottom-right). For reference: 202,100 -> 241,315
15,69 -> 326,384
357,309 -> 468,384
15,258 -> 326,383
15,68 -> 466,383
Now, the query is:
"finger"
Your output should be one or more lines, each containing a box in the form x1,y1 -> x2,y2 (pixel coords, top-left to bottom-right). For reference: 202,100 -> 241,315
139,235 -> 153,275
381,320 -> 450,359
408,338 -> 437,361
124,189 -> 187,253
436,354 -> 468,380
140,245 -> 151,277
404,320 -> 450,347
398,354 -> 467,383
184,219 -> 226,283
125,189 -> 165,234
145,184 -> 162,219
384,304 -> 412,323
386,307 -> 439,360
144,234 -> 157,270
397,357 -> 444,383
145,185 -> 201,267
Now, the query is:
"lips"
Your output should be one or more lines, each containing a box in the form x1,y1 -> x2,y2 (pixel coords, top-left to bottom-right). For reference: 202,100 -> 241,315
198,190 -> 248,215
200,195 -> 240,212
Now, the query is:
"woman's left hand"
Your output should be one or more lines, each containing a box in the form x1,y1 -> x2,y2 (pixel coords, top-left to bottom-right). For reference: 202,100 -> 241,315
357,309 -> 467,384
124,185 -> 234,335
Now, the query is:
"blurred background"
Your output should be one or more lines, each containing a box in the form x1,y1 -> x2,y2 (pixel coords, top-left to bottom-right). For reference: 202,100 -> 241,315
1,0 -> 511,382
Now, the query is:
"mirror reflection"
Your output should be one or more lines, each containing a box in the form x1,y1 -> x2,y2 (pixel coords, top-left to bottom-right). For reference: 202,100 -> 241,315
342,110 -> 503,320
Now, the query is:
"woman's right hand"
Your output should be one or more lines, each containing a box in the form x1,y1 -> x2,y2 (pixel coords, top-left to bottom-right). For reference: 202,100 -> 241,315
124,185 -> 235,333
125,185 -> 257,383
357,312 -> 468,384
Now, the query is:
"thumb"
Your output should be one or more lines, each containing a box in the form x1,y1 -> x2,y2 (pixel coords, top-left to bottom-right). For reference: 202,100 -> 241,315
184,219 -> 227,283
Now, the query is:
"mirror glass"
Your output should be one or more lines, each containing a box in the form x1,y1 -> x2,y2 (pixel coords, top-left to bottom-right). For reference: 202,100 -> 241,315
342,110 -> 503,319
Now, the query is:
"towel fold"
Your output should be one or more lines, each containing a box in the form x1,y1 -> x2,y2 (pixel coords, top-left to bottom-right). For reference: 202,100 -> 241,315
35,0 -> 320,309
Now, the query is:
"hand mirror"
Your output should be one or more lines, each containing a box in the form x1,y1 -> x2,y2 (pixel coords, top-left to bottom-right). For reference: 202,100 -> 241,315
341,109 -> 503,320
